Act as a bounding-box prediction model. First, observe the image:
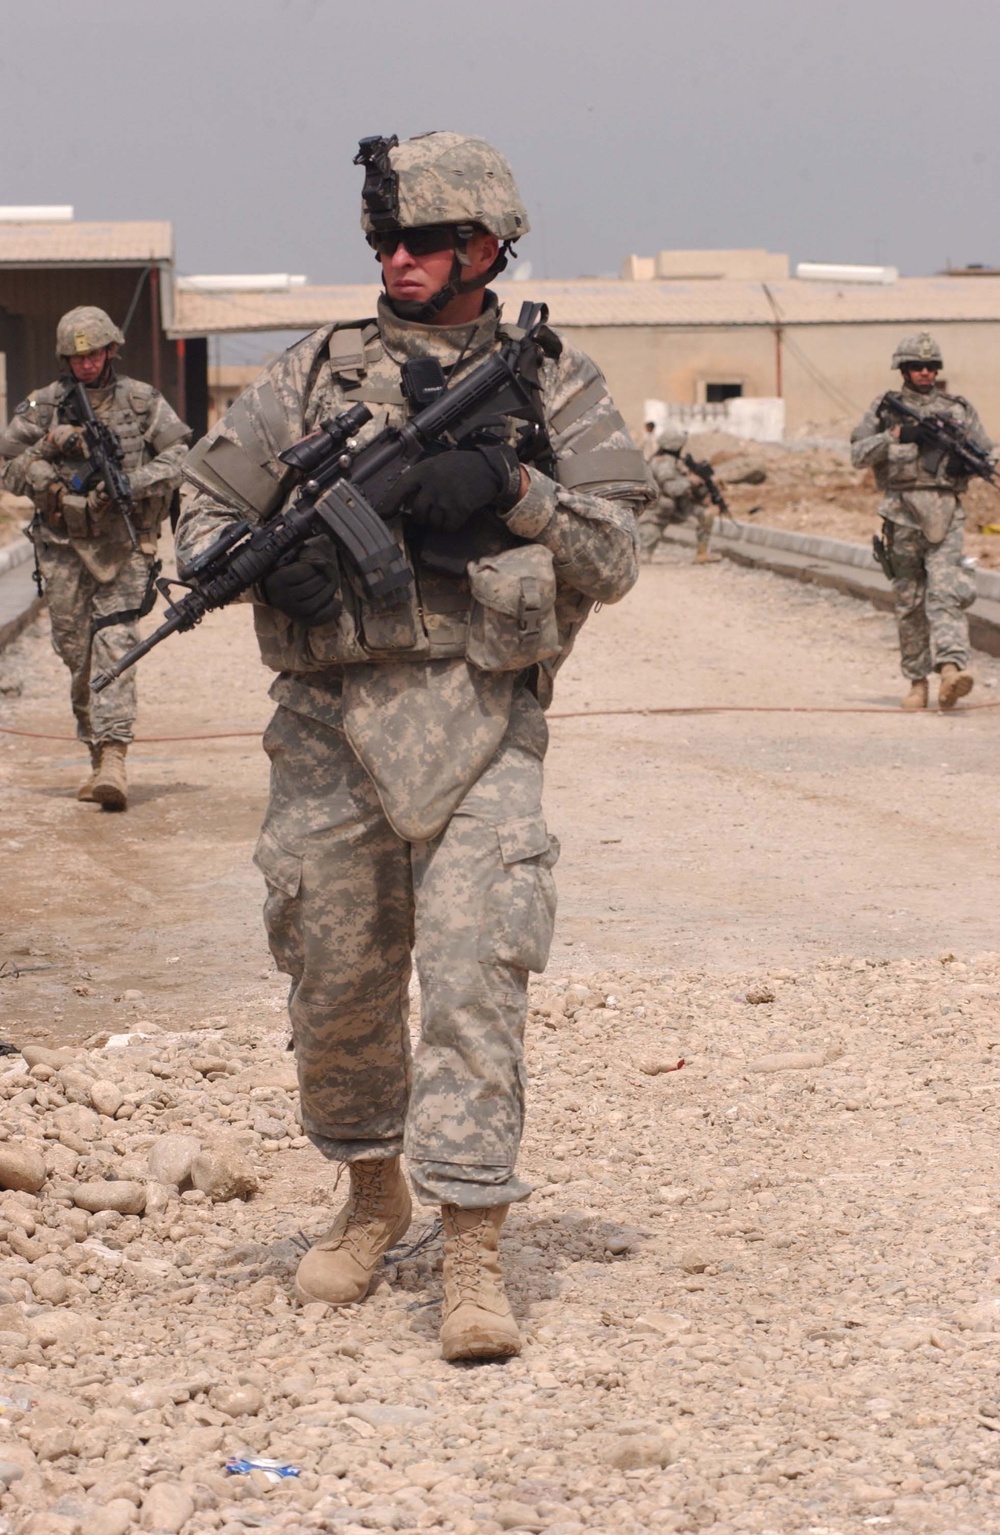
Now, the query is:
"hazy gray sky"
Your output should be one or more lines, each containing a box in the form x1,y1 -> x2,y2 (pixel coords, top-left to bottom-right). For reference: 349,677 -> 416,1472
2,0 -> 999,285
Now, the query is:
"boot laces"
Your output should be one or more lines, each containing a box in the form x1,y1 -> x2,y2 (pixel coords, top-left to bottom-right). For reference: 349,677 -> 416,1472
449,1218 -> 492,1301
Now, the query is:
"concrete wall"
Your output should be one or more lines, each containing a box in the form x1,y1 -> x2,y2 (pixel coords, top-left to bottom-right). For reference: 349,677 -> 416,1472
557,320 -> 1000,441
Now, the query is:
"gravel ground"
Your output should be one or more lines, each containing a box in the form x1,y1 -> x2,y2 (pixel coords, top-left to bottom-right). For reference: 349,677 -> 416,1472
1,547 -> 1000,1533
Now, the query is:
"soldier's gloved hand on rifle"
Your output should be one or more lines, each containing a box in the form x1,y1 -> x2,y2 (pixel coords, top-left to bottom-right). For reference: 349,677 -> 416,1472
86,487 -> 113,518
260,537 -> 343,628
379,444 -> 523,533
897,422 -> 928,446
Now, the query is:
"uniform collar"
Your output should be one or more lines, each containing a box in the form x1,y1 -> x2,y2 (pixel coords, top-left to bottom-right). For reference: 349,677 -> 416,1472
376,291 -> 500,369
900,382 -> 939,404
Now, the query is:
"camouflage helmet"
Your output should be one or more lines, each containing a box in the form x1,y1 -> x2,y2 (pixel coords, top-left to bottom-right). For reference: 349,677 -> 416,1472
56,306 -> 124,358
357,132 -> 529,241
891,331 -> 943,371
657,424 -> 687,455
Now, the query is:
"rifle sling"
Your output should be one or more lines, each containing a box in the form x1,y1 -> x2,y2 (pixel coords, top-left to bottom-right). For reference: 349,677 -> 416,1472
90,558 -> 162,636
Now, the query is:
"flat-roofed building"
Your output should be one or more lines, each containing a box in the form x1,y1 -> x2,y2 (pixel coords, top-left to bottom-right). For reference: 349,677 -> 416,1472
0,214 -> 204,432
168,260 -> 1000,442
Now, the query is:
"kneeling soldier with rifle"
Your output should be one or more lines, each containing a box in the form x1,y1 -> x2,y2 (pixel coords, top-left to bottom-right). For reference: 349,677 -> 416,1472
852,332 -> 995,711
0,307 -> 190,807
173,131 -> 648,1361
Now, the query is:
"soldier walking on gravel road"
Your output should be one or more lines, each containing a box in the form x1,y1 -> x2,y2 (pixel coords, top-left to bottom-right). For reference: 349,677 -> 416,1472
851,332 -> 994,711
175,132 -> 649,1360
0,307 -> 189,807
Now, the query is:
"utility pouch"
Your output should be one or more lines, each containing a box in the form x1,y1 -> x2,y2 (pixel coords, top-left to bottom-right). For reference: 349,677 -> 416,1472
466,545 -> 560,674
61,494 -> 92,540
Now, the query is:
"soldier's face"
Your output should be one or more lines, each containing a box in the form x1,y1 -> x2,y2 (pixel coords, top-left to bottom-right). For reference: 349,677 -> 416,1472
379,230 -> 501,308
903,364 -> 938,395
67,346 -> 112,385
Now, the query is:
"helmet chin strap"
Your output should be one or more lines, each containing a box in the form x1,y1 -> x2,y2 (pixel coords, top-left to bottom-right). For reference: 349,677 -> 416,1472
386,239 -> 511,323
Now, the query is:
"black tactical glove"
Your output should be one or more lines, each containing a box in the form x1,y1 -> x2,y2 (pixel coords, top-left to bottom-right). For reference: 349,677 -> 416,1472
898,422 -> 927,445
379,445 -> 522,533
260,539 -> 342,627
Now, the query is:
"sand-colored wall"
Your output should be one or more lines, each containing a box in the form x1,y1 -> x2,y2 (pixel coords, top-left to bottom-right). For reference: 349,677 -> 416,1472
557,321 -> 1000,441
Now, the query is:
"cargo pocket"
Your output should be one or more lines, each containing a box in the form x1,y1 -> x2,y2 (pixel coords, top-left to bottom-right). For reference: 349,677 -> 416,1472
252,825 -> 303,977
956,563 -> 977,610
253,824 -> 302,897
480,813 -> 560,975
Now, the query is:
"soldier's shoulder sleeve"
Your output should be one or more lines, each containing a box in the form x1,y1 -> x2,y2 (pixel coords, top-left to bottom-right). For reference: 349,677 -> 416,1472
181,330 -> 333,521
542,338 -> 652,501
0,385 -> 58,453
140,386 -> 192,452
946,395 -> 995,453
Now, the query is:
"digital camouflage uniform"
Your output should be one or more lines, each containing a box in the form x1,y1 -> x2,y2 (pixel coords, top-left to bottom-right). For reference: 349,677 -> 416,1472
175,291 -> 648,1208
851,376 -> 992,681
0,371 -> 189,745
637,431 -> 713,559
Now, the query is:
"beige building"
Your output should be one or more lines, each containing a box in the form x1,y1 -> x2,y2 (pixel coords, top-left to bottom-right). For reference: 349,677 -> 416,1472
167,254 -> 1000,442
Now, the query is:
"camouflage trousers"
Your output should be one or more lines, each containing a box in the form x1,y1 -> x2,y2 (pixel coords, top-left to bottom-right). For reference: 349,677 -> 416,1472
36,540 -> 154,745
254,701 -> 559,1208
638,494 -> 714,557
888,520 -> 975,680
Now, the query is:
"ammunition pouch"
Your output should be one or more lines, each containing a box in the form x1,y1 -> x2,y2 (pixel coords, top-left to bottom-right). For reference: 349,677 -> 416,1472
467,545 -> 560,673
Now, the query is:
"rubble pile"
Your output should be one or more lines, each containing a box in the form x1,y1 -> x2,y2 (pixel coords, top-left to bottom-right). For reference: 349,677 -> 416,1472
2,957 -> 1000,1531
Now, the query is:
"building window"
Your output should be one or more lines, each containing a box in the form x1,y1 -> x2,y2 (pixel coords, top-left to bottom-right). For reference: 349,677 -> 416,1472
705,382 -> 744,403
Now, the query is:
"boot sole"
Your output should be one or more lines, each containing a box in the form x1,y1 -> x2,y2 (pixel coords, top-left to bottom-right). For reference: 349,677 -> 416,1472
939,674 -> 974,711
441,1330 -> 521,1363
294,1198 -> 413,1307
93,788 -> 127,811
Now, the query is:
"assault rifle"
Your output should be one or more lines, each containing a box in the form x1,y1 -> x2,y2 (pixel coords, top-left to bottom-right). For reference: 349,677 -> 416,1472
681,453 -> 761,527
91,302 -> 559,693
879,392 -> 999,488
64,379 -> 139,550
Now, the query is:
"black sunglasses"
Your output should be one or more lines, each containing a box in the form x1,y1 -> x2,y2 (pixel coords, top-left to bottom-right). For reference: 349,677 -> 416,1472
906,362 -> 940,373
370,225 -> 457,259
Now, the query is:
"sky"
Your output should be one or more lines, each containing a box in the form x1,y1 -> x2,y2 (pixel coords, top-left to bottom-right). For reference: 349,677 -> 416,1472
2,0 -> 999,294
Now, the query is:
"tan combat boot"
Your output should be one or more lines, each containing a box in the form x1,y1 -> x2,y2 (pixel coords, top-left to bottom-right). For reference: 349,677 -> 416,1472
439,1204 -> 521,1362
295,1157 -> 412,1306
77,745 -> 101,802
693,544 -> 722,565
901,679 -> 929,711
92,742 -> 128,811
938,663 -> 974,711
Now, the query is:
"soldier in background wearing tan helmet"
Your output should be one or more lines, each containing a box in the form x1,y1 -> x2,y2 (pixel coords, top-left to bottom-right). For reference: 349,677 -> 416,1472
176,131 -> 650,1360
852,332 -> 995,710
637,425 -> 720,564
0,307 -> 190,807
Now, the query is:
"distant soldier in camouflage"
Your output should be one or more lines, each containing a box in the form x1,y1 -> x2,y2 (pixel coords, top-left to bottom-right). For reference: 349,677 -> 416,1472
852,333 -> 994,710
0,307 -> 190,805
176,132 -> 649,1360
638,425 -> 719,564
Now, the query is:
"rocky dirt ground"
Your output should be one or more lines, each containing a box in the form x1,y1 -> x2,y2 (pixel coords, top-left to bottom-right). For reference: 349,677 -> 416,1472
0,495 -> 31,551
1,550 -> 1000,1534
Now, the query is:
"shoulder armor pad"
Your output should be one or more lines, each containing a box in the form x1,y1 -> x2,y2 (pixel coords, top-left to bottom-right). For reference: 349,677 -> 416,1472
939,391 -> 970,408
125,379 -> 157,412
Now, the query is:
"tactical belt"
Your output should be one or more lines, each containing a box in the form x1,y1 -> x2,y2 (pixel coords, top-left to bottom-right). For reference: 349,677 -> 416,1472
90,557 -> 162,636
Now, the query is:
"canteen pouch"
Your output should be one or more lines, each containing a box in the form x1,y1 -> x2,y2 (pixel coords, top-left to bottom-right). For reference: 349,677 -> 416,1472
466,544 -> 560,673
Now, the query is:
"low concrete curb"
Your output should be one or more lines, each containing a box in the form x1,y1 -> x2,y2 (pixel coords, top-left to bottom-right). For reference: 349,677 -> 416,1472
0,536 -> 33,579
0,537 -> 42,652
664,520 -> 1000,659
